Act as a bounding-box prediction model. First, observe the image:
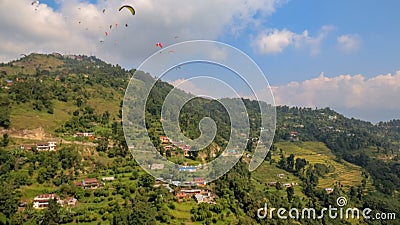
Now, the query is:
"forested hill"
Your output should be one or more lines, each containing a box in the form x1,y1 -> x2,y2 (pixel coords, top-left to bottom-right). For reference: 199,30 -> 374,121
0,53 -> 400,224
1,53 -> 399,194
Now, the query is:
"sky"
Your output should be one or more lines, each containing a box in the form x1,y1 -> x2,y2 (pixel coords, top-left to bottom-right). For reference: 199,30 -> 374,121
0,0 -> 399,123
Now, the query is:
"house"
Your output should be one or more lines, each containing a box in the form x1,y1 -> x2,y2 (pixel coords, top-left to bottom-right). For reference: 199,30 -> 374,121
36,141 -> 56,151
177,144 -> 191,157
48,142 -> 56,151
160,136 -> 171,144
74,132 -> 94,139
193,177 -> 206,186
33,194 -> 61,209
63,197 -> 77,207
102,177 -> 115,181
194,194 -> 206,203
175,189 -> 203,199
20,145 -> 35,151
194,193 -> 214,204
325,188 -> 334,194
176,191 -> 187,199
227,149 -> 238,154
74,180 -> 83,187
5,80 -> 13,87
164,145 -> 173,151
283,183 -> 292,188
268,182 -> 277,186
82,178 -> 99,189
81,178 -> 100,189
179,166 -> 197,172
277,174 -> 285,179
171,181 -> 181,186
180,144 -> 191,151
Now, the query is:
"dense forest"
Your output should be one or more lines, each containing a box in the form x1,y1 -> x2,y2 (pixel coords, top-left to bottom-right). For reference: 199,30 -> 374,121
0,54 -> 399,224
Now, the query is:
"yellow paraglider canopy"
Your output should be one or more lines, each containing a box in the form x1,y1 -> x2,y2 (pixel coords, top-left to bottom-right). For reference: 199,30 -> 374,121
118,5 -> 135,15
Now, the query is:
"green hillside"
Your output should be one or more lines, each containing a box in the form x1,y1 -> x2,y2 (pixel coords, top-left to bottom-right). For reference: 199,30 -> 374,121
0,54 -> 399,225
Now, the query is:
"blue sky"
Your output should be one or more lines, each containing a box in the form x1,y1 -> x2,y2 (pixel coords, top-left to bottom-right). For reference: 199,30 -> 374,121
219,0 -> 400,84
0,0 -> 399,122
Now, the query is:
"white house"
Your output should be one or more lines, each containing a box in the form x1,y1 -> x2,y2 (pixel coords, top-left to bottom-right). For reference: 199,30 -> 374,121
33,194 -> 61,209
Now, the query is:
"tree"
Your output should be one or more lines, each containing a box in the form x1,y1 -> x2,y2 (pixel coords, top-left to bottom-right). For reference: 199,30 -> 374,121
295,158 -> 307,173
287,154 -> 295,171
41,198 -> 60,225
138,173 -> 155,188
0,182 -> 19,217
1,134 -> 9,147
0,95 -> 10,128
278,154 -> 287,170
286,186 -> 294,202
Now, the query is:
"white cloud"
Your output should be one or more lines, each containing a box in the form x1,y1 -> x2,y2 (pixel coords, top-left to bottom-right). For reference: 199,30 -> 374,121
252,25 -> 333,55
337,34 -> 361,53
271,71 -> 400,122
0,0 -> 284,67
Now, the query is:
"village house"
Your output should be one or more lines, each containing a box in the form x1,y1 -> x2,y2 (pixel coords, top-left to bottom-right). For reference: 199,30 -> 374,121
75,178 -> 100,189
325,188 -> 334,194
82,178 -> 100,189
160,136 -> 171,144
176,189 -> 213,203
164,145 -> 173,151
283,183 -> 292,188
101,177 -> 115,181
33,194 -> 62,209
5,79 -> 13,87
175,189 -> 201,200
194,193 -> 214,204
32,141 -> 57,151
277,173 -> 285,179
63,197 -> 78,207
36,143 -> 50,151
179,166 -> 197,172
20,145 -> 35,151
193,177 -> 206,186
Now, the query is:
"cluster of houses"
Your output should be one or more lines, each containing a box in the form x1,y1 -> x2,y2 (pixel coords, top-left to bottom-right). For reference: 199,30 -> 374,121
154,177 -> 215,204
267,173 -> 299,188
176,189 -> 215,204
32,194 -> 77,209
159,136 -> 191,157
20,141 -> 57,151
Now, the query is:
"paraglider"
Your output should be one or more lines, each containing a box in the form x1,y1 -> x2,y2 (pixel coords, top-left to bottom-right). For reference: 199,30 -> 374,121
105,32 -> 108,36
118,5 -> 135,15
125,24 -> 128,27
31,1 -> 39,10
102,9 -> 106,13
109,25 -> 112,29
156,42 -> 163,48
